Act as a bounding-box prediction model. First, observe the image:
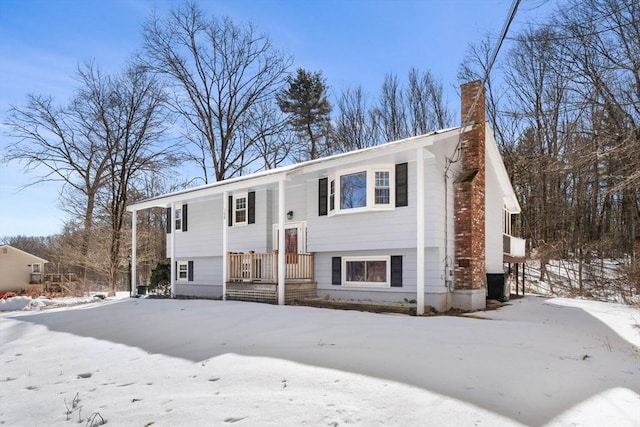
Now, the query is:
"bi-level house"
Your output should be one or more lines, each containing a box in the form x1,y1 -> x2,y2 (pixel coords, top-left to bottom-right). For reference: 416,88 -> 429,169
127,81 -> 525,312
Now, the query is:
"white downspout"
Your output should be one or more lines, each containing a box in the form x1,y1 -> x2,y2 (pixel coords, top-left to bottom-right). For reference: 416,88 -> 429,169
131,209 -> 137,296
277,177 -> 286,305
416,147 -> 425,315
222,192 -> 229,301
170,201 -> 176,298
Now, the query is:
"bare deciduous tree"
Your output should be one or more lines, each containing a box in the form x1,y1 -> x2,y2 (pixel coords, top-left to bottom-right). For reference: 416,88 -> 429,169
333,85 -> 377,153
140,2 -> 291,180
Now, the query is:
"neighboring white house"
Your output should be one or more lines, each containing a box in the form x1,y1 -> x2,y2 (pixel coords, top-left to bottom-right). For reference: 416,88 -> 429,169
127,81 -> 525,312
0,245 -> 48,293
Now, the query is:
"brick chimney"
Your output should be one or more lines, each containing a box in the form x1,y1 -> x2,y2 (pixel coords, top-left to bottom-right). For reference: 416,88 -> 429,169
454,81 -> 486,292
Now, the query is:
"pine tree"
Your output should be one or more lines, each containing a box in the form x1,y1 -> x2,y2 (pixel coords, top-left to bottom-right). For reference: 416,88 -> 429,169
277,68 -> 332,160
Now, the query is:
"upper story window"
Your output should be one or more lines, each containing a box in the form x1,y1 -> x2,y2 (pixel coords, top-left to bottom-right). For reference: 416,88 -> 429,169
32,263 -> 42,274
503,208 -> 512,235
329,179 -> 335,211
175,208 -> 182,231
234,193 -> 248,225
228,192 -> 255,227
318,163 -> 407,217
332,166 -> 394,214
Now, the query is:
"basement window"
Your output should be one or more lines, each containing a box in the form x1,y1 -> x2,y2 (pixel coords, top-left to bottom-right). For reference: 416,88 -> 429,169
342,256 -> 390,288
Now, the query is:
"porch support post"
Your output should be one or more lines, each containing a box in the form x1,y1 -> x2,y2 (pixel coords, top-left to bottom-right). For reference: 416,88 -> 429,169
277,177 -> 286,305
416,147 -> 425,315
222,191 -> 229,301
131,209 -> 137,296
170,201 -> 176,298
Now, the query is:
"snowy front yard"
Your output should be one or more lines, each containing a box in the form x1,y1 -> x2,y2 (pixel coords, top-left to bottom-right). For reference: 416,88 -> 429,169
1,296 -> 638,426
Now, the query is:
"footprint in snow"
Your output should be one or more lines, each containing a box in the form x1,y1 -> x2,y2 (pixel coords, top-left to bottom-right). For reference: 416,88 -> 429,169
77,373 -> 92,379
224,417 -> 247,423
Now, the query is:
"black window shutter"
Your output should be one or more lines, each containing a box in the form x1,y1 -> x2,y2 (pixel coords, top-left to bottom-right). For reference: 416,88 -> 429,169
166,207 -> 172,233
319,178 -> 328,216
391,255 -> 403,287
182,204 -> 188,232
188,261 -> 194,281
228,195 -> 233,226
396,162 -> 408,207
175,261 -> 178,280
331,256 -> 341,285
248,191 -> 256,224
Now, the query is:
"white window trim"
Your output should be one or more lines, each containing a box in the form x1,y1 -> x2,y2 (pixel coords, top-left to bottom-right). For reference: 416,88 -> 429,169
233,192 -> 248,226
330,166 -> 395,215
176,261 -> 189,282
342,255 -> 391,288
31,263 -> 42,274
175,207 -> 182,232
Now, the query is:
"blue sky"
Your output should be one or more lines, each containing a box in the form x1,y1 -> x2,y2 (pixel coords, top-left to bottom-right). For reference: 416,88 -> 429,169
0,0 -> 555,237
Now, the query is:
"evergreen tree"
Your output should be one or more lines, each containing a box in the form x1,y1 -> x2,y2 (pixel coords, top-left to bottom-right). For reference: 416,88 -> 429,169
277,68 -> 332,160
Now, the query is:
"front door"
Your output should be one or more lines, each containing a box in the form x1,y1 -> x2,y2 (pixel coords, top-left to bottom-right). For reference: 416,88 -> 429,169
273,221 -> 312,281
273,221 -> 307,255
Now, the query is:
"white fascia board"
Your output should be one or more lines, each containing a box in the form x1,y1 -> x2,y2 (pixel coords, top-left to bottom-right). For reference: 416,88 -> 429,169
485,126 -> 521,213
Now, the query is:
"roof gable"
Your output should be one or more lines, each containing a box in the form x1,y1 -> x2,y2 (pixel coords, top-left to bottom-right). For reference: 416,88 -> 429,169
0,245 -> 49,264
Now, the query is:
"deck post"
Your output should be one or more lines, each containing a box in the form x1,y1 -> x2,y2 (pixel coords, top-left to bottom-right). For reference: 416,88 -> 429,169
277,177 -> 286,305
416,147 -> 425,315
223,191 -> 229,300
131,209 -> 137,297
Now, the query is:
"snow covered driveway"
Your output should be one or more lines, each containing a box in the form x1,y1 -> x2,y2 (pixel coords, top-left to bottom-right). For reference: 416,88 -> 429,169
1,296 -> 638,426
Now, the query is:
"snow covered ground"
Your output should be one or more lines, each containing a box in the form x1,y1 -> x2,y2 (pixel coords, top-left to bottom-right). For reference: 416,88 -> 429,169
1,296 -> 638,426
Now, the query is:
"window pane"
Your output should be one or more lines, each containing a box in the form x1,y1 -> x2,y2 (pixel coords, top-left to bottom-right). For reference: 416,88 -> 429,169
366,261 -> 387,282
236,197 -> 246,210
340,172 -> 367,209
375,171 -> 389,187
375,188 -> 390,204
236,210 -> 246,223
285,228 -> 298,254
346,261 -> 365,282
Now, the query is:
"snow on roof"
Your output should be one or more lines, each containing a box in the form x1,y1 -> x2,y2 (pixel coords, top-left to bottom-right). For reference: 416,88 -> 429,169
127,127 -> 461,211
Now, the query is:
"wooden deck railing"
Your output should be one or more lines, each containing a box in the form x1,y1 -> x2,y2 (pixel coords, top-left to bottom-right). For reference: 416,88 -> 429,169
227,251 -> 314,283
